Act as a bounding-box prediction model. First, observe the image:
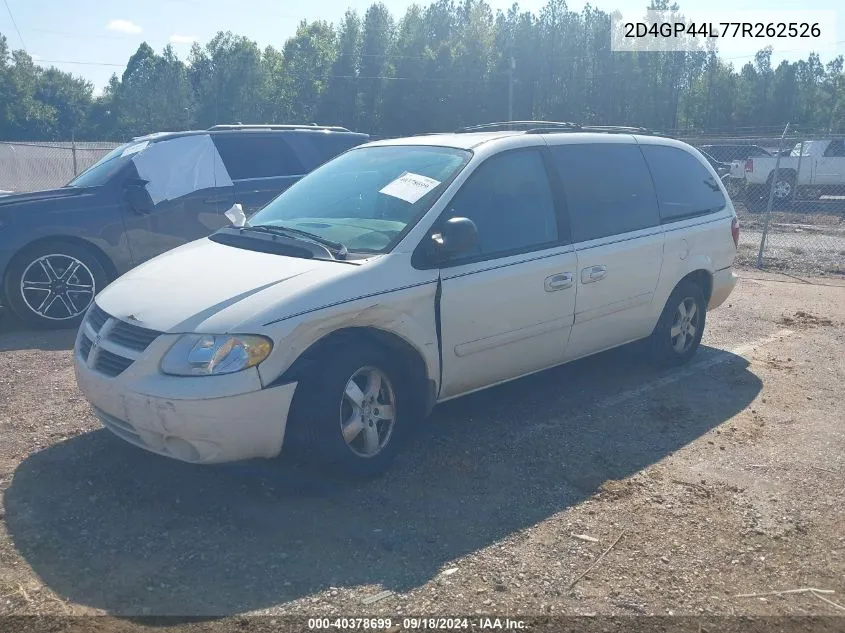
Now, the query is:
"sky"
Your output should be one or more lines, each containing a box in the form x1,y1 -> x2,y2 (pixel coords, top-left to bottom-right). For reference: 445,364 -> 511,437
1,0 -> 843,95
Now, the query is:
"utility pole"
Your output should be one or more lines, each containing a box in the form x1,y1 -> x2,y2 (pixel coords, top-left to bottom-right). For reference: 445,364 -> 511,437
508,56 -> 515,121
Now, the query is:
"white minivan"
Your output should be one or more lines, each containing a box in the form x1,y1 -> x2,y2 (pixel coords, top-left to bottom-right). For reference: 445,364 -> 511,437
73,123 -> 739,477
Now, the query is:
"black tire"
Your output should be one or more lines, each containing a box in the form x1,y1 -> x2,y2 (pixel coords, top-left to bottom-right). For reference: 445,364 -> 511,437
4,240 -> 107,329
285,340 -> 414,478
650,281 -> 707,367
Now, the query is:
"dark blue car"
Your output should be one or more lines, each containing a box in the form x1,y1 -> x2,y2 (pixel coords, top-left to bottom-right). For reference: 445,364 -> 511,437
0,125 -> 368,328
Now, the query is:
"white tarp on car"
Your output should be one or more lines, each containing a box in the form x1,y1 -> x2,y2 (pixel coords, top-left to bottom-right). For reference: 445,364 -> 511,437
132,134 -> 232,205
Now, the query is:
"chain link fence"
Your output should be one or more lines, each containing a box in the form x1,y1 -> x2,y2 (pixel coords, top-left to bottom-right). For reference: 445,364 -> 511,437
680,131 -> 845,277
0,141 -> 120,194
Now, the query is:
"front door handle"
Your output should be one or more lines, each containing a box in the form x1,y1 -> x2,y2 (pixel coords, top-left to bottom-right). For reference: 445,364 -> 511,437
581,265 -> 607,284
544,272 -> 574,292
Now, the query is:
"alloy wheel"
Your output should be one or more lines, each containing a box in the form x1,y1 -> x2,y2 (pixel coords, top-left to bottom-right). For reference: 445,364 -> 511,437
20,254 -> 96,321
339,366 -> 396,458
670,297 -> 700,354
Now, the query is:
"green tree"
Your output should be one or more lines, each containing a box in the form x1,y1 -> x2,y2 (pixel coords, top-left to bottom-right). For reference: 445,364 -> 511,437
188,32 -> 269,127
280,20 -> 337,123
358,4 -> 395,133
318,10 -> 361,129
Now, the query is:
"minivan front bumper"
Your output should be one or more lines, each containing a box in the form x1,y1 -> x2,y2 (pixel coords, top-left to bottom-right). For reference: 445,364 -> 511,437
73,336 -> 298,464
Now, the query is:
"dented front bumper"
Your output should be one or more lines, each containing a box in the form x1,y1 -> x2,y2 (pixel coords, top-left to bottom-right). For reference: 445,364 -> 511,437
73,329 -> 297,464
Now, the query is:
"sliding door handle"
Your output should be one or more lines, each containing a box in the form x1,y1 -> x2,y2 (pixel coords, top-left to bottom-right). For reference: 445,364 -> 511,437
581,265 -> 607,284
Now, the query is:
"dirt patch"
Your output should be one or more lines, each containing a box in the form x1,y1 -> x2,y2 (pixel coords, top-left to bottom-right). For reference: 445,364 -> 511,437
778,310 -> 835,328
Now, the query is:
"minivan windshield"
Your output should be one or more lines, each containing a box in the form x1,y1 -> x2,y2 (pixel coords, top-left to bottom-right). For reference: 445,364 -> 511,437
247,145 -> 471,254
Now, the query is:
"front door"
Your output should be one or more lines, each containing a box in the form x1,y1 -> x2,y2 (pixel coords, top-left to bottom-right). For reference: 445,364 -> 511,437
436,149 -> 577,399
121,135 -> 233,264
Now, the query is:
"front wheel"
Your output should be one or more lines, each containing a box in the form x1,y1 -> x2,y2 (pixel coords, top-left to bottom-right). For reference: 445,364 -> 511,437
285,341 -> 412,478
650,281 -> 707,366
4,241 -> 107,329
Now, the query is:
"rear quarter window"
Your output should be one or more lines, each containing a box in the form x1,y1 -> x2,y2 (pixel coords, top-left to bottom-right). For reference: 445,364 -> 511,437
640,145 -> 727,223
550,143 -> 660,242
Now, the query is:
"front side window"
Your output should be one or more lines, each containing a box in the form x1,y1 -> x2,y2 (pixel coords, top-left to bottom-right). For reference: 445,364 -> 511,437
441,149 -> 558,260
131,135 -> 232,205
248,145 -> 471,253
551,143 -> 659,242
640,145 -> 727,223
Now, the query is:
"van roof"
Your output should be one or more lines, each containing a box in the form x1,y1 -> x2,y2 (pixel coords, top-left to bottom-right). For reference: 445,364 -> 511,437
365,130 -> 686,151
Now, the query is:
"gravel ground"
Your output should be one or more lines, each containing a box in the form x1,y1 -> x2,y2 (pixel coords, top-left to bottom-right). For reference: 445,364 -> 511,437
0,267 -> 844,625
733,206 -> 845,277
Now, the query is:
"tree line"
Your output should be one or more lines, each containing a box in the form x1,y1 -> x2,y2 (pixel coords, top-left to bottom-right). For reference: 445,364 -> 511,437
1,0 -> 844,142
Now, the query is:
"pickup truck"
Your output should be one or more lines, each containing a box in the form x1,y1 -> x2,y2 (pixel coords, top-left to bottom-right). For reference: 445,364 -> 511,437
744,139 -> 845,209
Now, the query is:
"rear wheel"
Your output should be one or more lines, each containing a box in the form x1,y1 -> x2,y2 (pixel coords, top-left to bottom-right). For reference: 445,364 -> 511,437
285,341 -> 413,478
4,241 -> 107,329
768,172 -> 795,208
650,281 -> 707,366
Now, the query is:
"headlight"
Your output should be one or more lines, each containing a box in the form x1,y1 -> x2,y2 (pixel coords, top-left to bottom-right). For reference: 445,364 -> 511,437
160,334 -> 273,376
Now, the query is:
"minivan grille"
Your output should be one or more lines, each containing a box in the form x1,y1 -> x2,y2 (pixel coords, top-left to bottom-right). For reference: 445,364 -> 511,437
95,349 -> 136,377
109,320 -> 161,352
76,304 -> 162,377
87,304 -> 109,331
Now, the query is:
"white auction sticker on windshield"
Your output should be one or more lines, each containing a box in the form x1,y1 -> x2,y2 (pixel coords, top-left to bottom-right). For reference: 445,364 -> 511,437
379,172 -> 441,204
121,141 -> 149,158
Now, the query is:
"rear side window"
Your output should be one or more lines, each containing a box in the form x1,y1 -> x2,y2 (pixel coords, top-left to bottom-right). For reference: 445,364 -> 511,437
284,133 -> 368,170
824,140 -> 845,157
640,145 -> 727,223
213,135 -> 304,180
550,143 -> 659,243
310,134 -> 368,163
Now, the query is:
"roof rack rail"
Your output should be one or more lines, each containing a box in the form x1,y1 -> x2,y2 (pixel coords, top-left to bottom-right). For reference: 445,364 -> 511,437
455,121 -> 579,133
581,125 -> 652,134
525,124 -> 659,135
207,123 -> 353,132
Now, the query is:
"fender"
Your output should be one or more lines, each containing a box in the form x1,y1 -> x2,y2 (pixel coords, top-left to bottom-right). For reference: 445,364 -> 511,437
648,253 -> 714,325
258,282 -> 441,396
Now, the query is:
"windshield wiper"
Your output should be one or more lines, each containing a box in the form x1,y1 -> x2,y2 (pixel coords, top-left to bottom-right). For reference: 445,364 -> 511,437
241,224 -> 348,259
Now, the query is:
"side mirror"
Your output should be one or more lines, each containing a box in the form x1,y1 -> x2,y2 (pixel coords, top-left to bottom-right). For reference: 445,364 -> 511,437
430,216 -> 478,259
123,179 -> 153,215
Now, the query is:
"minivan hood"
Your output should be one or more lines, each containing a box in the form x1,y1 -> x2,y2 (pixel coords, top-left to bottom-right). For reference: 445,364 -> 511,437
95,238 -> 364,333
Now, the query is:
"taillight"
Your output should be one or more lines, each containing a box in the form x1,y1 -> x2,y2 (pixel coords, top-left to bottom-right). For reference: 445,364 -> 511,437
745,159 -> 753,172
731,217 -> 740,248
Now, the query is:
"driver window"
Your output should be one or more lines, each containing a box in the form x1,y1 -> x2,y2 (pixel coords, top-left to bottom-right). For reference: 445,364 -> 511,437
443,150 -> 558,259
131,135 -> 232,206
823,140 -> 845,157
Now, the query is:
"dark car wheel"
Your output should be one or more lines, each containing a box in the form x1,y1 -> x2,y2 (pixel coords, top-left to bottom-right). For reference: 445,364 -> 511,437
285,340 -> 413,479
650,281 -> 707,367
5,241 -> 107,329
